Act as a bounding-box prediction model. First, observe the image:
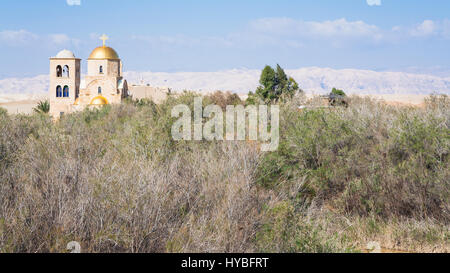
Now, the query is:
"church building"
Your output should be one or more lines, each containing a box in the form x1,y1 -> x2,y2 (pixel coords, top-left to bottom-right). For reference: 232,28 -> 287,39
49,35 -> 129,118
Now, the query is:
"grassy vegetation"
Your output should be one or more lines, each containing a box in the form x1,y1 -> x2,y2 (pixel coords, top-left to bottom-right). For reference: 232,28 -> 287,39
0,93 -> 448,253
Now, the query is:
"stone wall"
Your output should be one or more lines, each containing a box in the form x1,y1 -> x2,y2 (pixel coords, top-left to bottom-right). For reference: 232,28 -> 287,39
128,85 -> 170,104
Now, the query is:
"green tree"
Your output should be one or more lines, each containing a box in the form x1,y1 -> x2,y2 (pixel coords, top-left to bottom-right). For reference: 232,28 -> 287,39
331,88 -> 346,97
275,64 -> 299,99
257,65 -> 277,101
248,64 -> 300,104
33,100 -> 50,114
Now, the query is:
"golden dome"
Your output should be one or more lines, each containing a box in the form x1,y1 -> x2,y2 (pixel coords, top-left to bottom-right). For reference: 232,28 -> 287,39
88,46 -> 119,60
90,96 -> 108,105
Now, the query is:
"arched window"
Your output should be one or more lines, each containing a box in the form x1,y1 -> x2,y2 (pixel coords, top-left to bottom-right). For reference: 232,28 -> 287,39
56,66 -> 62,77
63,65 -> 69,77
56,86 -> 62,97
99,66 -> 103,74
98,87 -> 102,94
63,85 -> 69,97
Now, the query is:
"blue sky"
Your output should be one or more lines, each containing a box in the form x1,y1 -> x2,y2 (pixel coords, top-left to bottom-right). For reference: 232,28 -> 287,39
1,0 -> 450,78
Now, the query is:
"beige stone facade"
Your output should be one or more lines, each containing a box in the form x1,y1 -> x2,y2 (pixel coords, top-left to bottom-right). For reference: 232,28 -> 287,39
49,53 -> 81,117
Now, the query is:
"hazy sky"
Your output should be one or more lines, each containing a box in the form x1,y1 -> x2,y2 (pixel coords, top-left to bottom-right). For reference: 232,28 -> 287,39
1,0 -> 450,78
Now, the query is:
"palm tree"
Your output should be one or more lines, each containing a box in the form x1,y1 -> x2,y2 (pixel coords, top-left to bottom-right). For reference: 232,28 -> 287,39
33,100 -> 50,114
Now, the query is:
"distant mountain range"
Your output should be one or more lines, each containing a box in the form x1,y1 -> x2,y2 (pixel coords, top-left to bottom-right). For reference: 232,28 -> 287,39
1,67 -> 449,103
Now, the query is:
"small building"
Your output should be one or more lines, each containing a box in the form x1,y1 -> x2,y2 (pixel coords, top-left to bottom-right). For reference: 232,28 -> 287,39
128,85 -> 171,104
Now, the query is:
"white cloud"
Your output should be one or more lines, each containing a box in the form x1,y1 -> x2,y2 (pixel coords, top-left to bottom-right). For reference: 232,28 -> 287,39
49,34 -> 81,47
66,0 -> 81,6
307,18 -> 380,38
49,34 -> 70,44
89,32 -> 101,40
0,30 -> 38,45
249,18 -> 383,43
132,17 -> 450,50
366,0 -> 381,6
132,17 -> 385,50
442,19 -> 450,39
402,19 -> 450,39
0,29 -> 82,49
132,34 -> 234,48
410,20 -> 436,37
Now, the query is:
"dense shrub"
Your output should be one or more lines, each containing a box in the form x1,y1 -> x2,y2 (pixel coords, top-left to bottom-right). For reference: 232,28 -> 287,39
0,94 -> 448,253
205,91 -> 242,110
255,201 -> 355,253
257,96 -> 449,222
329,88 -> 348,107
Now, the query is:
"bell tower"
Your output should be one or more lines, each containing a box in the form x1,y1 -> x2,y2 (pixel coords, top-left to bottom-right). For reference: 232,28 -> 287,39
49,49 -> 81,118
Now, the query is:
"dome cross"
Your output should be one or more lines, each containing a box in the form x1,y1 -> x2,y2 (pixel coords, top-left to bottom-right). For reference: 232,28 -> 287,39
100,34 -> 109,47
